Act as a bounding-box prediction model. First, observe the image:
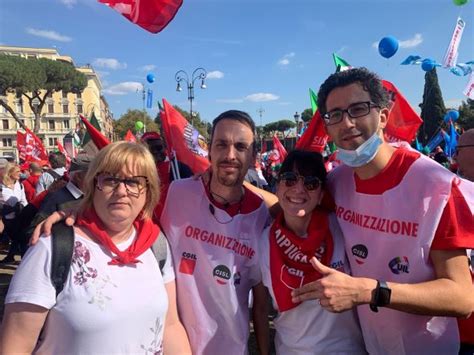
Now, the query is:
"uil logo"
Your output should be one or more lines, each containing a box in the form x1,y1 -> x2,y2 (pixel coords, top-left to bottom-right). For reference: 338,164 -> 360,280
388,256 -> 410,275
183,123 -> 208,158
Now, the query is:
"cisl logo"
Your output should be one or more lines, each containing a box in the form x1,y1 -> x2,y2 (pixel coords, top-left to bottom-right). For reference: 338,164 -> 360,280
351,244 -> 368,265
389,256 -> 410,275
213,265 -> 231,285
179,252 -> 197,275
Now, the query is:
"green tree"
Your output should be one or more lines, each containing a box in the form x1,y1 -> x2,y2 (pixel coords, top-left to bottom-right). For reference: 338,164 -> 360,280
301,108 -> 313,122
113,109 -> 159,139
263,119 -> 296,137
418,68 -> 446,145
457,98 -> 474,131
0,55 -> 87,133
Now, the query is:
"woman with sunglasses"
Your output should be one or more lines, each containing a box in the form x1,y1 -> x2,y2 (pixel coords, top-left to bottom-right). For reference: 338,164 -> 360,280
1,142 -> 191,354
257,150 -> 366,354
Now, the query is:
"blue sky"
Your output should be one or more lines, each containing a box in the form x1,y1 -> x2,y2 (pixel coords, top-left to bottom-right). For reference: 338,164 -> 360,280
0,0 -> 473,126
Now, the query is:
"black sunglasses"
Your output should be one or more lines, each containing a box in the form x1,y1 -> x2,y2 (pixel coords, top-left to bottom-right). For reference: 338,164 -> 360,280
278,172 -> 322,191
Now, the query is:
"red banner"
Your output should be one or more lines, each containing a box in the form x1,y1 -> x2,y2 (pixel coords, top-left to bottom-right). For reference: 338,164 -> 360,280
382,80 -> 423,143
17,128 -> 48,162
160,99 -> 210,174
295,111 -> 328,153
80,114 -> 110,150
124,129 -> 137,143
271,135 -> 288,164
99,0 -> 183,34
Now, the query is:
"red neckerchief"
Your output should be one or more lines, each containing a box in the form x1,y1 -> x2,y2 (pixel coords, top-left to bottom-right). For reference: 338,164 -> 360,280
76,208 -> 160,266
269,209 -> 334,311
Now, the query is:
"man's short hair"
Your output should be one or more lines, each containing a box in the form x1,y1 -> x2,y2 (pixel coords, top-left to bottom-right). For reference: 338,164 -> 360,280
29,162 -> 42,173
49,152 -> 67,169
211,110 -> 257,154
317,67 -> 390,115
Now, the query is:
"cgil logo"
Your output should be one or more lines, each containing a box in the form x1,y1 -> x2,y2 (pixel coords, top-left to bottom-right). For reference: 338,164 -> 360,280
213,265 -> 231,285
179,252 -> 197,275
389,256 -> 410,275
351,244 -> 368,265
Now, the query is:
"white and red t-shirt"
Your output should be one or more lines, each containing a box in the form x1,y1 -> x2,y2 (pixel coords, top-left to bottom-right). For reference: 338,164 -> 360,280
258,214 -> 367,354
6,229 -> 174,354
328,146 -> 474,354
160,178 -> 270,355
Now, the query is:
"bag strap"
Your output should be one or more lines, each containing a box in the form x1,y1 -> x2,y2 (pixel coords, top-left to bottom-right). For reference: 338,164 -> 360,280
51,222 -> 74,297
151,231 -> 168,274
46,169 -> 61,181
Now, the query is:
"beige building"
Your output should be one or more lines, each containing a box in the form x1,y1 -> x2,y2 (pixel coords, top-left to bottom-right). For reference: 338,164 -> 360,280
0,45 -> 114,160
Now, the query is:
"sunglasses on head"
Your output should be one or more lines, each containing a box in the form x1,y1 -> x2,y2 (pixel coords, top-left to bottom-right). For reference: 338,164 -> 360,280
278,171 -> 322,191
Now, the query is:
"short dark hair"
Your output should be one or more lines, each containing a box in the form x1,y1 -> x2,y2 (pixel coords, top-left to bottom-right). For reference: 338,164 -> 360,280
317,67 -> 390,116
211,110 -> 257,154
49,152 -> 67,169
278,150 -> 327,187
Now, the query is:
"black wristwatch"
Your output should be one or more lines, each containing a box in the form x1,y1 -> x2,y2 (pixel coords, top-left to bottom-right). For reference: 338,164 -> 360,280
370,280 -> 391,313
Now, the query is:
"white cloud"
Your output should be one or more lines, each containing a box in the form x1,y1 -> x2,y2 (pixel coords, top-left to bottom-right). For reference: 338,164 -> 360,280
277,52 -> 295,66
25,28 -> 72,42
103,82 -> 142,95
399,33 -> 423,49
245,93 -> 279,102
140,64 -> 156,71
207,70 -> 224,79
93,58 -> 127,70
216,98 -> 244,103
372,33 -> 423,49
59,0 -> 77,8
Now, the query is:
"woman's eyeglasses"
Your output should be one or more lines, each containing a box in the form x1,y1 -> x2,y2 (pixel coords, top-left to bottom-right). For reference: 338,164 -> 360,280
278,172 -> 321,191
95,173 -> 148,197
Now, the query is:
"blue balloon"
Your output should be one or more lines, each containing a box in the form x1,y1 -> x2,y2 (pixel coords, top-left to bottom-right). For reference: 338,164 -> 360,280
421,59 -> 435,72
449,110 -> 460,122
146,73 -> 155,83
378,36 -> 399,59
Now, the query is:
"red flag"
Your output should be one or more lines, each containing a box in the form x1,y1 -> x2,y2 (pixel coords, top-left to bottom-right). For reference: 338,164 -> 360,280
99,0 -> 183,34
17,129 -> 48,162
80,114 -> 111,150
160,99 -> 210,174
124,129 -> 137,143
295,111 -> 328,153
382,80 -> 423,143
271,135 -> 288,164
57,140 -> 71,168
260,139 -> 267,155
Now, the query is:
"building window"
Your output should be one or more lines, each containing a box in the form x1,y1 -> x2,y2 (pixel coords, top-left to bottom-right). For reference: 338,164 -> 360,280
77,92 -> 82,99
49,120 -> 55,130
63,104 -> 69,114
48,103 -> 54,114
62,91 -> 68,99
77,104 -> 83,114
2,119 -> 8,130
2,138 -> 12,147
48,138 -> 56,147
47,91 -> 53,98
63,120 -> 70,129
16,102 -> 23,113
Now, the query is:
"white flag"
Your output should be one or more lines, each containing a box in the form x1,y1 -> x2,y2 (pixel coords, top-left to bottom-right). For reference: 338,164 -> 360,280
443,17 -> 465,68
463,72 -> 474,99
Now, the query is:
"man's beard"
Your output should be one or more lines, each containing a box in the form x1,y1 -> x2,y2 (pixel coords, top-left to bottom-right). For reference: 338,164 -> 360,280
215,161 -> 245,187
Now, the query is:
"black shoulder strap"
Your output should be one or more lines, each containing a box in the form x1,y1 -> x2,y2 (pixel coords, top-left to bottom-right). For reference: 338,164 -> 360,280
151,231 -> 168,274
46,169 -> 61,180
51,222 -> 75,297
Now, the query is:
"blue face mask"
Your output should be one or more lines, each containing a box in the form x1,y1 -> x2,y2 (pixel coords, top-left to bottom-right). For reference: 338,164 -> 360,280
337,132 -> 383,167
19,173 -> 28,180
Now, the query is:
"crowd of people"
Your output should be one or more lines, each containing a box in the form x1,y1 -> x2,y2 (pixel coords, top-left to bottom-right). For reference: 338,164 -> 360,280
0,67 -> 472,354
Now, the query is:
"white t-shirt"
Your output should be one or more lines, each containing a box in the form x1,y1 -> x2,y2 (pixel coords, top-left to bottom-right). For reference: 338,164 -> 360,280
6,229 -> 174,354
258,214 -> 367,355
0,181 -> 27,219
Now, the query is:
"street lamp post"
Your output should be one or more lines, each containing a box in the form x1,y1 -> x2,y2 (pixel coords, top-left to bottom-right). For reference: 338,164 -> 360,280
294,111 -> 300,141
175,68 -> 207,126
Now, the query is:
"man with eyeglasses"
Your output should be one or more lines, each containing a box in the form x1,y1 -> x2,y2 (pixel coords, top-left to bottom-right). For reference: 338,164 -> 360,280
291,67 -> 474,354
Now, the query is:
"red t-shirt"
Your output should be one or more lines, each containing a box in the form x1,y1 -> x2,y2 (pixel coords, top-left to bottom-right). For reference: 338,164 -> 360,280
354,148 -> 473,249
